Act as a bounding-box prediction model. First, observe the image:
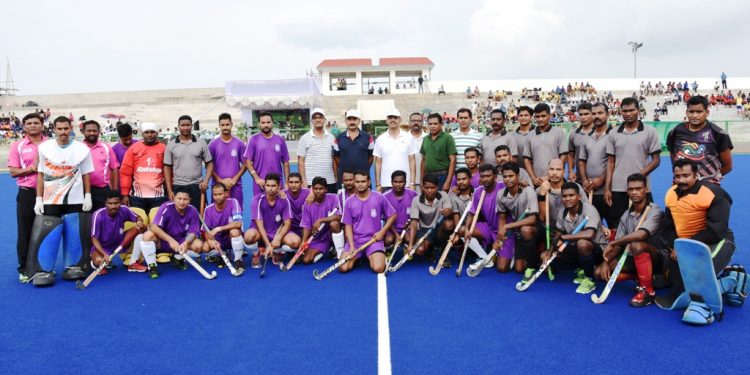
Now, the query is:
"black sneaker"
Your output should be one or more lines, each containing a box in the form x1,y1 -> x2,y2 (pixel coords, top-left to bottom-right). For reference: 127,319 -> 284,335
148,264 -> 160,279
235,259 -> 245,271
216,255 -> 226,268
62,266 -> 86,280
206,254 -> 219,263
171,256 -> 188,271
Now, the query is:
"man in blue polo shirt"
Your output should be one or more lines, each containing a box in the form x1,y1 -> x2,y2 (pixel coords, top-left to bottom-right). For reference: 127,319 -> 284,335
333,109 -> 374,187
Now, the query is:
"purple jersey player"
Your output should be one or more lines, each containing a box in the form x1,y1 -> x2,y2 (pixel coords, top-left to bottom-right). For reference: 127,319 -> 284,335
300,177 -> 343,264
140,188 -> 204,278
244,112 -> 290,195
202,183 -> 245,269
339,171 -> 397,274
209,113 -> 247,207
284,173 -> 310,237
90,191 -> 145,273
382,170 -> 418,248
243,173 -> 301,267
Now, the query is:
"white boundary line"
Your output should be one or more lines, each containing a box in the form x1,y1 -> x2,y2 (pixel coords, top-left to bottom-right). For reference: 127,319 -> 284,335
377,273 -> 392,375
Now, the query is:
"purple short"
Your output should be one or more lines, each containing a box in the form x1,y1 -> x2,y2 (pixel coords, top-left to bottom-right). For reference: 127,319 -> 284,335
308,236 -> 333,254
228,185 -> 243,208
474,221 -> 497,248
344,239 -> 385,259
90,245 -> 119,256
497,234 -> 516,260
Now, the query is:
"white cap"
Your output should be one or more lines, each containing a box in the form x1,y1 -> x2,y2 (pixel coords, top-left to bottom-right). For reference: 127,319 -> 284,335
345,109 -> 361,119
311,107 -> 326,117
141,122 -> 159,132
386,108 -> 401,117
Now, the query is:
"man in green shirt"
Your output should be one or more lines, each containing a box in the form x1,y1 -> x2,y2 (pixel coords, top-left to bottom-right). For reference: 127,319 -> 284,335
420,113 -> 457,192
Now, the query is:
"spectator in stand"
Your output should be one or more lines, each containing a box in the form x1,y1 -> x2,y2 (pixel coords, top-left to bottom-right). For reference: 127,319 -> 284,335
721,72 -> 727,89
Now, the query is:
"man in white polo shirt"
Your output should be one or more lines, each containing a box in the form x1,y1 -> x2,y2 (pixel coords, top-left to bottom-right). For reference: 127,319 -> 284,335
297,108 -> 336,192
374,108 -> 416,192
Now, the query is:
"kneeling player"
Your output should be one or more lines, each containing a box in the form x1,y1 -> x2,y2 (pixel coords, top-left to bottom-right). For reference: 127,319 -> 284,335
594,173 -> 664,307
244,173 -> 301,267
339,171 -> 397,273
90,190 -> 146,274
140,188 -> 204,278
495,162 -> 540,274
542,182 -> 606,294
465,164 -> 510,272
202,183 -> 245,270
383,170 -> 418,250
300,177 -> 343,264
406,174 -> 453,258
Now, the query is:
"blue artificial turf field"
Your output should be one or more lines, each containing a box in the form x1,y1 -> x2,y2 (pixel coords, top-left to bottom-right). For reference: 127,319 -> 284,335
0,156 -> 748,374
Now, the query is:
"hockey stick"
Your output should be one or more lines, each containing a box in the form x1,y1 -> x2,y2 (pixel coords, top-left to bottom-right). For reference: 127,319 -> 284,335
545,194 -> 550,250
76,227 -> 139,290
282,207 -> 339,271
389,217 -> 442,273
516,216 -> 589,291
383,222 -> 410,276
313,238 -> 377,280
429,204 -> 471,275
197,214 -> 244,277
183,252 -> 218,279
591,205 -> 652,304
467,209 -> 529,278
456,190 -> 486,277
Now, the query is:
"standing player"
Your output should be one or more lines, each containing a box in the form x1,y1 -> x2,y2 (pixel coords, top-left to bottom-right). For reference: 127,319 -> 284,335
595,173 -> 664,307
8,113 -> 46,282
406,174 -> 453,259
543,182 -> 606,294
244,173 -> 301,267
383,170 -> 418,249
495,162 -> 540,275
523,103 -> 569,187
481,109 -> 517,166
139,188 -> 204,278
604,97 -> 661,229
666,95 -> 733,184
300,177 -> 343,264
164,114 -> 214,208
465,164 -> 509,271
245,111 -> 290,194
83,120 -> 119,210
578,103 -> 612,229
90,190 -> 146,274
451,108 -> 482,169
333,110 -> 373,188
120,122 -> 167,214
408,113 -> 427,193
339,171 -> 397,273
202,183 -> 245,270
208,113 -> 246,206
284,173 -> 310,238
374,108 -> 416,192
494,145 -> 532,187
297,108 -> 336,192
112,123 -> 138,165
567,102 -> 594,182
511,106 -> 535,162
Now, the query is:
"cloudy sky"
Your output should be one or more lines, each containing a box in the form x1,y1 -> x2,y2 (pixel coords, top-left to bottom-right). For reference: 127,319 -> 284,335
4,0 -> 748,94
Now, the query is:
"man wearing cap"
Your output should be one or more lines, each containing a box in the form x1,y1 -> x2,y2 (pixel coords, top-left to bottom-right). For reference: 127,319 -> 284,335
120,122 -> 168,213
164,114 -> 214,208
374,108 -> 416,192
333,109 -> 374,188
298,108 -> 336,193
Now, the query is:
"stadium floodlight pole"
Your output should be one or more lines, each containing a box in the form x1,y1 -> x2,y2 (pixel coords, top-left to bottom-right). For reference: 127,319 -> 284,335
628,41 -> 643,78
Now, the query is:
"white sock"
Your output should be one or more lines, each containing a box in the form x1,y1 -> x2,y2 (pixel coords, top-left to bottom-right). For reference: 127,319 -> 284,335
245,242 -> 259,255
469,238 -> 488,258
280,245 -> 293,253
141,240 -> 157,266
206,249 -> 219,257
332,231 -> 345,258
187,250 -> 201,259
129,234 -> 143,265
231,237 -> 244,261
174,253 -> 185,260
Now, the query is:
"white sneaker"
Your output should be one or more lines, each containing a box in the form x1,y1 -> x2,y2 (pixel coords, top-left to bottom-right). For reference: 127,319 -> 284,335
484,255 -> 495,268
468,258 -> 484,272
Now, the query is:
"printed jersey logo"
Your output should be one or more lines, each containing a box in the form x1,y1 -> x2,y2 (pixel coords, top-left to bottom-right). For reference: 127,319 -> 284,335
676,142 -> 706,162
231,150 -> 237,157
184,224 -> 189,231
275,214 -> 281,222
370,208 -> 377,218
274,144 -> 281,152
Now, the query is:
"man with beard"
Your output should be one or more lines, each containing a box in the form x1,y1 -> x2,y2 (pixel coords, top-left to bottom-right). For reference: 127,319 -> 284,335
494,145 -> 532,187
579,103 -> 613,228
408,113 -> 427,192
567,102 -> 594,182
209,113 -> 247,206
465,164 -> 511,272
333,110 -> 373,188
83,120 -> 120,210
523,103 -> 569,187
481,109 -> 517,166
298,108 -> 336,192
164,114 -> 214,208
245,111 -> 291,194
120,122 -> 167,213
420,113 -> 457,192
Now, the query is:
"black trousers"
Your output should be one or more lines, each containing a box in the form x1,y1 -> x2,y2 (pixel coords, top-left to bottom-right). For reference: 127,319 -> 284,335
16,188 -> 36,274
91,186 -> 111,212
43,204 -> 83,217
591,194 -> 614,229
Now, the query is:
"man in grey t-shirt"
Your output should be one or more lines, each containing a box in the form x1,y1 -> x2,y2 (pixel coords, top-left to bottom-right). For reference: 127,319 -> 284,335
496,161 -> 540,275
164,114 -> 214,208
523,103 -> 569,186
481,109 -> 517,166
406,175 -> 453,258
579,102 -> 613,227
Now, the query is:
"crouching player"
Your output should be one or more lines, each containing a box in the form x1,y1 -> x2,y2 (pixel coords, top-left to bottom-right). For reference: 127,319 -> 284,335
406,174 -> 453,258
542,182 -> 607,294
202,183 -> 245,270
140,188 -> 204,278
383,170 -> 418,250
595,173 -> 665,307
300,177 -> 343,264
244,173 -> 301,267
339,171 -> 397,273
90,190 -> 146,274
495,162 -> 540,274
